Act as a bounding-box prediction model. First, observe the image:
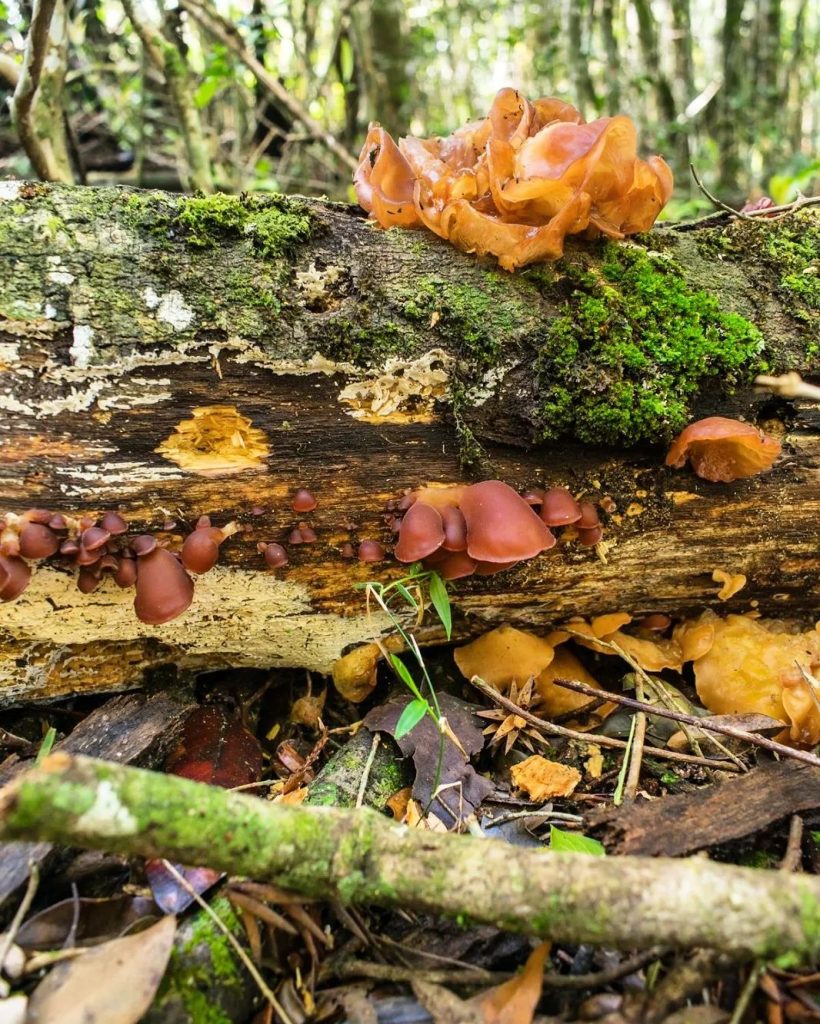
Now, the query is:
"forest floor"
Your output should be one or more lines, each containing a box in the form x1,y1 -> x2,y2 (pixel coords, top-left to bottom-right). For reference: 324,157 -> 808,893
1,582 -> 819,1024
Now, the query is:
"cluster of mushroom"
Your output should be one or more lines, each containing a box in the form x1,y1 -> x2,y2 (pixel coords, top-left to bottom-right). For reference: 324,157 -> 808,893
388,480 -> 603,580
258,489 -> 387,568
666,417 -> 781,483
0,508 -> 238,625
354,87 -> 673,270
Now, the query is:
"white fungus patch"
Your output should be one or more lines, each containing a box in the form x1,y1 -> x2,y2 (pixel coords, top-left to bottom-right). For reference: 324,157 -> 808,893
142,286 -> 160,310
0,181 -> 22,201
155,290 -> 195,331
44,303 -> 57,319
338,349 -> 452,422
47,270 -> 75,286
69,324 -> 96,368
75,780 -> 139,837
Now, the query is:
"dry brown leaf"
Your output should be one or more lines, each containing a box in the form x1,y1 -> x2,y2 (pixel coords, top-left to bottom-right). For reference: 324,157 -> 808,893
290,689 -> 326,728
510,755 -> 581,800
474,942 -> 551,1024
274,786 -> 308,805
385,786 -> 413,821
25,915 -> 176,1024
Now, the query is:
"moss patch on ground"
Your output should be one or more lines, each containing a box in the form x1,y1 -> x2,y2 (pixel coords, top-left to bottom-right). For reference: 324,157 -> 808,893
532,241 -> 767,446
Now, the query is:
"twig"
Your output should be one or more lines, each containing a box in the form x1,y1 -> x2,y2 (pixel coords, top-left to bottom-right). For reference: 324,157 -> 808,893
623,677 -> 647,803
179,0 -> 357,173
161,860 -> 295,1024
0,862 -> 39,976
552,679 -> 820,769
469,677 -> 741,773
728,961 -> 764,1024
684,165 -> 820,227
780,815 -> 805,873
4,754 -> 820,960
356,733 -> 380,809
755,373 -> 820,403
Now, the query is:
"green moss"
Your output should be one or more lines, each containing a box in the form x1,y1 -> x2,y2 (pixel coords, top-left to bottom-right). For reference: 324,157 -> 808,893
175,192 -> 314,260
534,242 -> 766,446
151,897 -> 246,1024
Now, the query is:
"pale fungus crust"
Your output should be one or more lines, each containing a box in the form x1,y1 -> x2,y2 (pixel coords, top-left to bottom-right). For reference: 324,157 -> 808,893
75,779 -> 139,838
337,350 -> 452,423
156,405 -> 271,476
0,566 -> 391,703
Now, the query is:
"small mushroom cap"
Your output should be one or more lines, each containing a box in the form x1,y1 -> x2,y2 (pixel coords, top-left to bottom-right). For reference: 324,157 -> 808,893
357,540 -> 385,563
460,480 -> 555,563
77,567 -> 102,594
0,555 -> 31,601
521,488 -> 545,506
81,526 -> 111,551
298,524 -> 317,543
540,487 -> 582,527
18,524 -> 59,559
292,488 -> 318,513
423,548 -> 476,580
59,539 -> 80,557
577,525 -> 604,546
134,547 -> 194,625
130,535 -> 158,558
665,416 -> 782,482
75,546 -> 102,567
577,502 -> 600,529
100,511 -> 129,535
262,543 -> 288,569
394,502 -> 445,563
114,558 -> 137,588
440,506 -> 468,551
340,542 -> 355,559
181,528 -> 221,574
287,528 -> 304,545
23,508 -> 53,525
454,625 -> 554,689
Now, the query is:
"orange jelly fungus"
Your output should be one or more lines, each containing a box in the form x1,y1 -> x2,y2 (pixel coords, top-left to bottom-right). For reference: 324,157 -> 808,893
354,87 -> 673,271
665,417 -> 781,483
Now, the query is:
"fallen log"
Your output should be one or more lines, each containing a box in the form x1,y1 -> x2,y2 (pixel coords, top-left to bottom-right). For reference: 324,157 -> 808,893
0,183 -> 817,702
2,753 -> 820,962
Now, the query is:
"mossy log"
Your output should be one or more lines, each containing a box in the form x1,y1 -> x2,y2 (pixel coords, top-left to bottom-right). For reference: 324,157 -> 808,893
0,182 -> 818,704
3,753 -> 820,962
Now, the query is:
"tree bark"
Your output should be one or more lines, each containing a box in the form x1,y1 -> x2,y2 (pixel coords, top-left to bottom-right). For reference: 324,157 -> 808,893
3,753 -> 820,962
0,182 -> 817,704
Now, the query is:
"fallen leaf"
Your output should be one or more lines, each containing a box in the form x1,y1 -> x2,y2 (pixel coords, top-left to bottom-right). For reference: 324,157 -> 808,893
549,826 -> 606,855
144,862 -> 222,915
15,895 -> 157,950
25,915 -> 176,1024
365,691 -> 493,825
290,689 -> 326,728
385,786 -> 413,820
165,706 -> 263,788
510,755 -> 581,801
475,942 -> 550,1023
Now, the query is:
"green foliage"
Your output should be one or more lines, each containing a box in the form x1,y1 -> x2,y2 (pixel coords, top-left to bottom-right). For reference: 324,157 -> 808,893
534,242 -> 766,445
395,698 -> 429,739
549,826 -> 606,855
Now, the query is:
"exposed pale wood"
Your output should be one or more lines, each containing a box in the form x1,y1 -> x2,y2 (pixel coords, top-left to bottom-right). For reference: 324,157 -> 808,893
0,183 -> 817,704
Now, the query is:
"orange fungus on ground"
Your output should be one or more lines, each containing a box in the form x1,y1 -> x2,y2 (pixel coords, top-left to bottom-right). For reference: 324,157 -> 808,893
353,87 -> 673,271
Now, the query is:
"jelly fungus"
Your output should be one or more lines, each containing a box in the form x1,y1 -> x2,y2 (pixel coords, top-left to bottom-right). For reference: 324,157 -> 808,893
18,524 -> 59,559
666,416 -> 782,483
460,480 -> 555,563
0,554 -> 30,601
292,489 -> 318,513
260,542 -> 288,569
358,540 -> 385,563
393,501 -> 445,562
540,487 -> 582,527
134,547 -> 194,625
100,511 -> 129,535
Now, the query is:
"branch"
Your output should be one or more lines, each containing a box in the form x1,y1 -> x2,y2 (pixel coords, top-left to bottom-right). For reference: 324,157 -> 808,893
11,0 -> 75,183
2,754 -> 819,963
178,0 -> 358,173
120,0 -> 214,193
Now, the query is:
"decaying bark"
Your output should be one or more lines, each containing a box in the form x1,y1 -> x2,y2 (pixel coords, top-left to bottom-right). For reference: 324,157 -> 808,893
0,182 -> 817,703
3,753 -> 820,962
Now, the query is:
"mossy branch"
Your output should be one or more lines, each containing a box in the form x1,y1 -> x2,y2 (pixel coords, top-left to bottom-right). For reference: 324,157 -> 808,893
2,753 -> 820,964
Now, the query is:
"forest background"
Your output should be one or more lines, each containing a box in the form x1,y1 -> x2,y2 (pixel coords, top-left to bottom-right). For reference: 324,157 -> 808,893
0,0 -> 818,217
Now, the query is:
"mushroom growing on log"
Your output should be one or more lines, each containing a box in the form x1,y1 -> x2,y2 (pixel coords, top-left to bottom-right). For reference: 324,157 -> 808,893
0,182 -> 817,704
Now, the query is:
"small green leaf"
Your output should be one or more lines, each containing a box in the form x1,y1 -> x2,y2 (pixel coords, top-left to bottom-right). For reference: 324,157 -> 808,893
393,583 -> 418,610
428,573 -> 452,639
389,654 -> 424,700
395,698 -> 428,739
549,826 -> 606,856
35,726 -> 57,765
339,36 -> 354,83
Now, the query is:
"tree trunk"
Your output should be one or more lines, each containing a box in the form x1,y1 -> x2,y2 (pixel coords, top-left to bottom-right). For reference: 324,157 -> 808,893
0,182 -> 817,704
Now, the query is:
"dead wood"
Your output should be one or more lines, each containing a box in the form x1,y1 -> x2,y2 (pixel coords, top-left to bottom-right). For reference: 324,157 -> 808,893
2,753 -> 820,962
0,183 -> 817,703
586,759 -> 820,856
